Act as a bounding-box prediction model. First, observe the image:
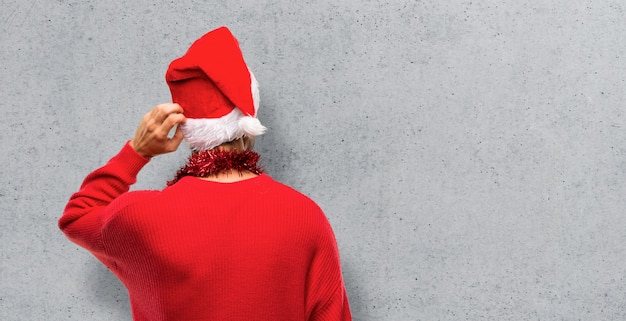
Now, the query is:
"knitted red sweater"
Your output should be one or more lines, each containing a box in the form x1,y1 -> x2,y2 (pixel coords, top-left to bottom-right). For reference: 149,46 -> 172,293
59,143 -> 351,321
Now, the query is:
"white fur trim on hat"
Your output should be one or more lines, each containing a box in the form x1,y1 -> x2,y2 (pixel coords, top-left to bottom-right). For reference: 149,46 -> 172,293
181,108 -> 266,151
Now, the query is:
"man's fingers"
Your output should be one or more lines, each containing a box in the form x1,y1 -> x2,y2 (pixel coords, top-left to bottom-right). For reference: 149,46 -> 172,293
132,103 -> 186,157
153,103 -> 184,123
164,124 -> 185,152
159,113 -> 187,138
172,123 -> 184,140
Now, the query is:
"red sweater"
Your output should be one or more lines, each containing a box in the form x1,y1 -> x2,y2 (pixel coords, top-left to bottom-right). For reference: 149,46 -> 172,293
59,143 -> 351,321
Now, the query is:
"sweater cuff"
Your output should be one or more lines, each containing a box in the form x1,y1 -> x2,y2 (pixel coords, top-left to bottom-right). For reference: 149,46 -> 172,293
111,141 -> 151,178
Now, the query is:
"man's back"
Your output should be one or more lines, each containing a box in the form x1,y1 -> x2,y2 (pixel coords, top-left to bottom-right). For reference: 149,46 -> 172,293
61,151 -> 350,320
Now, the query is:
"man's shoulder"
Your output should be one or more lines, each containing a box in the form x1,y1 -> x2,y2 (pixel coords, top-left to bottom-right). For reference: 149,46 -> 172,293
262,175 -> 324,211
105,190 -> 161,218
264,175 -> 317,197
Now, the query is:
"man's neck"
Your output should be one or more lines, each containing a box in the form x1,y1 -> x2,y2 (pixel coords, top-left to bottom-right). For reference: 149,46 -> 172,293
198,170 -> 259,183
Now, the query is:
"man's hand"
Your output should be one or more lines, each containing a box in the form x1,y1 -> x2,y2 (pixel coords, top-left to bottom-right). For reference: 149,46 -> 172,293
130,103 -> 187,158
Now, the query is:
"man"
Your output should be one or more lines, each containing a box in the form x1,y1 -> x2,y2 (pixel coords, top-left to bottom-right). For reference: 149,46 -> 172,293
59,27 -> 351,320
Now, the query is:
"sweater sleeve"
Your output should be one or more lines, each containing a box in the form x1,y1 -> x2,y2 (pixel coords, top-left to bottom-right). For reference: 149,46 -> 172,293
58,142 -> 150,254
306,215 -> 352,321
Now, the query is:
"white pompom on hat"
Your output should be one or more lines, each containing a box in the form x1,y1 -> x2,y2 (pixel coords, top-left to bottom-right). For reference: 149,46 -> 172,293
166,26 -> 266,151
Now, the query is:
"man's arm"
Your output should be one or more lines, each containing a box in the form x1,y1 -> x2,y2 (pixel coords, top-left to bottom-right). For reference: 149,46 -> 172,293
58,103 -> 186,253
305,214 -> 352,321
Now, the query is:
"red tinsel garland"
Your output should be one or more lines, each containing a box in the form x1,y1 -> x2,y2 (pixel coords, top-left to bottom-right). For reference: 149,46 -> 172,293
168,149 -> 263,186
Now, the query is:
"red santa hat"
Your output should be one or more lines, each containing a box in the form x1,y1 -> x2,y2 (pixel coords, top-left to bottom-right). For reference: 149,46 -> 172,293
166,26 -> 266,151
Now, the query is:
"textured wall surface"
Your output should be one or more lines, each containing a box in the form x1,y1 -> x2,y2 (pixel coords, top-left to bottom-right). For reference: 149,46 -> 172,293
2,0 -> 626,320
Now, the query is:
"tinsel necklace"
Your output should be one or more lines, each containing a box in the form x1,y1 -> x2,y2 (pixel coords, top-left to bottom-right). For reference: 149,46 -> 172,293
168,149 -> 263,186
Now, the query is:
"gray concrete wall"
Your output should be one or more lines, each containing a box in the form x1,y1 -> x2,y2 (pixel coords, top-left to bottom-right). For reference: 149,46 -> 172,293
2,0 -> 625,320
